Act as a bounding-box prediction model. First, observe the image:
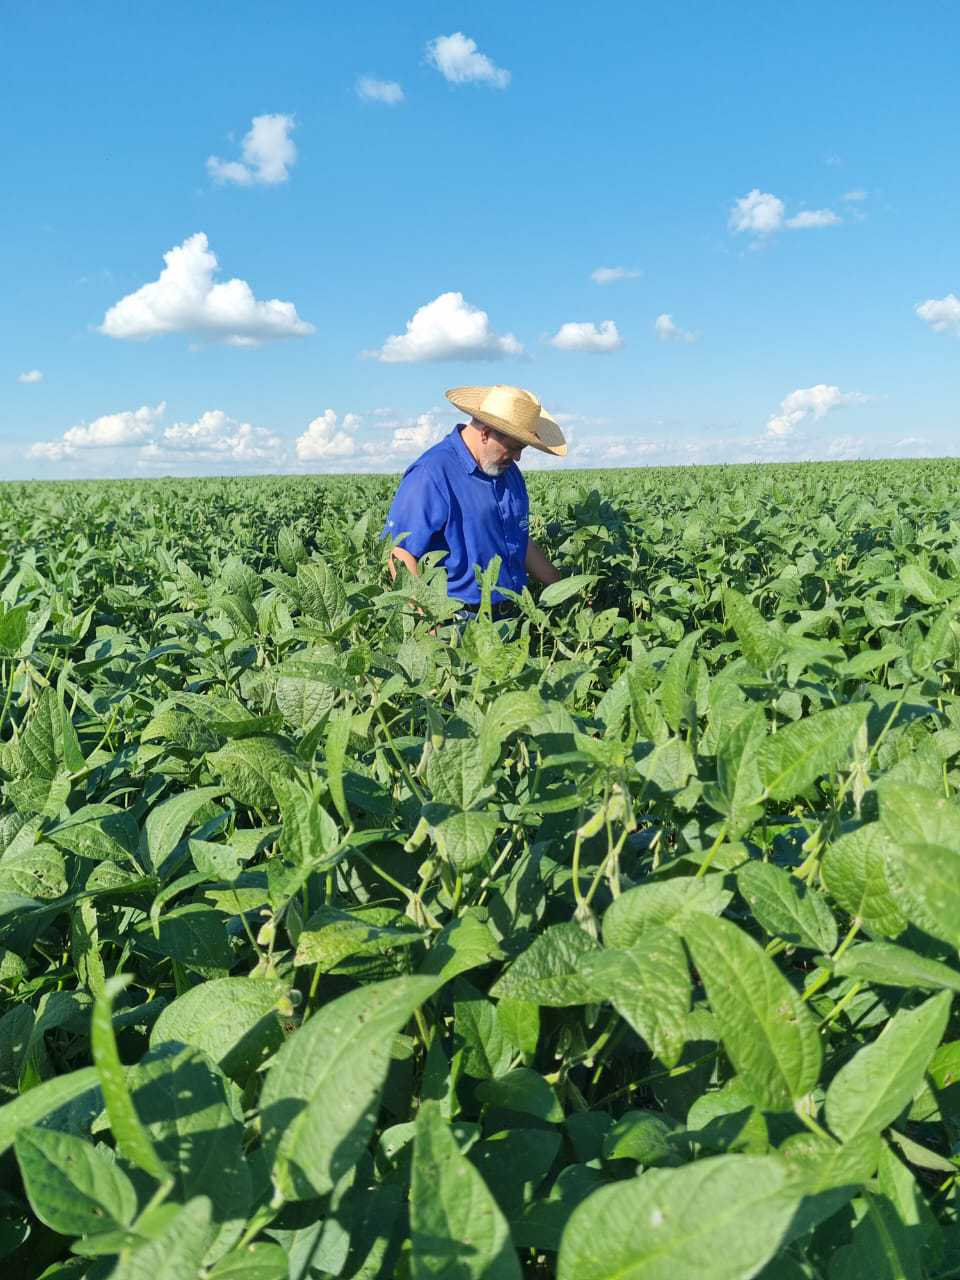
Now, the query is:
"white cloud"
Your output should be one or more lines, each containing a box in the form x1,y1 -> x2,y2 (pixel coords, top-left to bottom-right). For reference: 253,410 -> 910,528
654,313 -> 697,343
842,189 -> 867,202
98,233 -> 314,346
29,403 -> 166,461
17,370 -> 43,384
598,440 -> 668,463
916,293 -> 960,337
824,435 -> 866,459
147,410 -> 283,463
370,291 -> 522,363
356,76 -> 405,104
766,385 -> 870,437
591,266 -> 641,285
730,189 -> 841,236
785,209 -> 841,229
729,189 -> 785,235
295,410 -> 360,461
385,412 -> 448,455
28,404 -> 291,471
426,33 -> 510,88
207,114 -> 297,186
549,320 -> 623,353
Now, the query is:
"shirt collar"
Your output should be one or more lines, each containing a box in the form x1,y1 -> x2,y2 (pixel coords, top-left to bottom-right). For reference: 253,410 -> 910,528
449,424 -> 482,475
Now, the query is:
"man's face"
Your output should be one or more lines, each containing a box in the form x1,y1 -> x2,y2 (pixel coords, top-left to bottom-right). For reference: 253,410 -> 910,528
478,426 -> 525,476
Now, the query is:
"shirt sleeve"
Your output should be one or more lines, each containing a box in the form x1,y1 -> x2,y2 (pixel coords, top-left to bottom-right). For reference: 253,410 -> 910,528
382,466 -> 449,559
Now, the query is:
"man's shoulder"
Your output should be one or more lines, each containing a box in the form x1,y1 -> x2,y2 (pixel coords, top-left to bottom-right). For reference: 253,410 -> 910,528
401,434 -> 457,481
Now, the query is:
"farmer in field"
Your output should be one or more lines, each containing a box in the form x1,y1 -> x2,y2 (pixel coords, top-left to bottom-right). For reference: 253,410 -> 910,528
384,385 -> 566,618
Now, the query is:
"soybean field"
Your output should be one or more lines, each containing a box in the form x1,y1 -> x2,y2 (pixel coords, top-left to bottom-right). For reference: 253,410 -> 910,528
2,458 -> 960,1279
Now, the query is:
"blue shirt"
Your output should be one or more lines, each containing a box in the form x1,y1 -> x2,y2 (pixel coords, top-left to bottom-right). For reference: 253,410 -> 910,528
383,426 -> 530,604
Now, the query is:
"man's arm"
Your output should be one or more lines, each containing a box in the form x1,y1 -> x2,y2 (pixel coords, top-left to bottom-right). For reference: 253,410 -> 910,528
525,539 -> 561,586
388,545 -> 419,580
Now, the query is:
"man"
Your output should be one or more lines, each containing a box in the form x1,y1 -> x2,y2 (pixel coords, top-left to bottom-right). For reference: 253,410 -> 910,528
383,384 -> 565,617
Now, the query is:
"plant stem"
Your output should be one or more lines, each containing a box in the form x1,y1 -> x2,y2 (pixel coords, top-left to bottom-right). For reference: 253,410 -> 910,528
695,822 -> 728,879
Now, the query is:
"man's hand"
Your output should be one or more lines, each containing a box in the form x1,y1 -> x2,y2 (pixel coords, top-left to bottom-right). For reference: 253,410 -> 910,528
525,539 -> 562,587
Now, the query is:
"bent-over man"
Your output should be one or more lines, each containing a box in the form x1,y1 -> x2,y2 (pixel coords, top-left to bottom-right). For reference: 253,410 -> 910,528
383,385 -> 565,618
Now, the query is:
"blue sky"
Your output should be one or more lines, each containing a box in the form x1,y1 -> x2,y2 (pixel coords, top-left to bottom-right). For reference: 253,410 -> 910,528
3,0 -> 958,479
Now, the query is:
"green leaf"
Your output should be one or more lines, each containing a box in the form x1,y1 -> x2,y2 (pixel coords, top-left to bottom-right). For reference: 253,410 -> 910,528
879,783 -> 960,946
260,974 -> 441,1199
539,575 -> 599,607
489,922 -> 600,1006
737,861 -> 837,952
92,977 -> 167,1180
829,1190 -> 925,1280
659,632 -> 699,733
297,558 -> 347,629
475,1068 -> 563,1122
275,672 -> 336,732
6,773 -> 71,819
50,804 -> 140,867
557,1154 -> 800,1280
835,941 -> 960,993
495,998 -> 539,1058
293,905 -> 423,971
425,736 -> 488,810
637,736 -> 695,793
0,1067 -> 100,1157
602,1110 -> 683,1167
512,1164 -> 604,1252
899,562 -> 953,604
722,587 -> 784,673
705,706 -> 765,837
455,979 -> 514,1079
109,1196 -> 212,1280
273,775 -> 339,867
149,977 -> 285,1082
16,1127 -> 137,1237
208,1244 -> 290,1280
681,914 -> 821,1111
325,716 -> 351,825
580,928 -> 691,1067
410,1100 -> 522,1280
825,991 -> 952,1142
141,708 -> 219,754
0,843 -> 68,900
479,690 -> 546,773
129,1046 -> 251,1255
0,1004 -> 34,1097
133,904 -> 235,974
758,702 -> 869,801
0,603 -> 30,655
777,1130 -> 881,1242
842,644 -> 904,678
821,824 -> 906,938
603,876 -> 731,948
685,1079 -> 768,1155
910,605 -> 956,674
424,805 -> 499,871
140,786 -> 223,876
277,525 -> 308,573
19,688 -> 81,781
207,736 -> 296,811
420,911 -> 503,981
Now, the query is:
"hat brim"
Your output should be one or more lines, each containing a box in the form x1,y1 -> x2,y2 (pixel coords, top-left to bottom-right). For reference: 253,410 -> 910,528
445,386 -> 567,457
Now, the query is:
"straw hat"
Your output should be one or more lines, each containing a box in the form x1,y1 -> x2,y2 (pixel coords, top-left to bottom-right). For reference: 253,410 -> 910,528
446,385 -> 567,457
